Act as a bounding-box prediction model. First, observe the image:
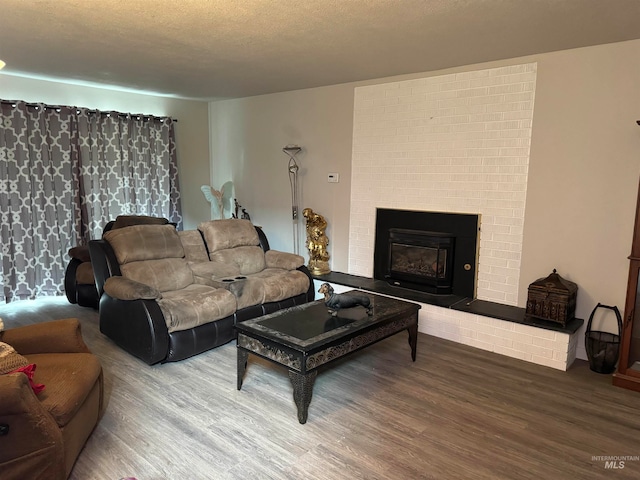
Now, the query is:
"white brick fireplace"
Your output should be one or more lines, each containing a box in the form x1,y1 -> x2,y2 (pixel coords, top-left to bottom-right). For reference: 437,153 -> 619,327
344,63 -> 580,370
349,63 -> 537,303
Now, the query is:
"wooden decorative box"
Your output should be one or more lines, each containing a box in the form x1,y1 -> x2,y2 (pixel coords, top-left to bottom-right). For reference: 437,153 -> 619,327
525,269 -> 578,326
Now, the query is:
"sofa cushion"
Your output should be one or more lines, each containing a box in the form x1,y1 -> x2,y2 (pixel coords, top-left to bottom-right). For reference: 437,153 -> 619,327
254,268 -> 310,302
105,224 -> 183,264
233,269 -> 310,309
68,245 -> 91,262
111,215 -> 169,229
105,224 -> 194,292
209,246 -> 266,276
265,250 -> 305,270
178,230 -> 210,263
104,276 -> 162,300
25,352 -> 102,428
198,219 -> 259,253
158,284 -> 237,333
75,261 -> 95,284
121,258 -> 193,293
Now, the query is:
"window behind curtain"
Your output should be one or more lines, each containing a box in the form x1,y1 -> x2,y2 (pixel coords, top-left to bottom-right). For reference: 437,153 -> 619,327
0,100 -> 182,302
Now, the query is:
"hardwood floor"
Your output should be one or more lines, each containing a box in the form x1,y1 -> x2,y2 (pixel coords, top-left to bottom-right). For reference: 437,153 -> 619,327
1,297 -> 639,479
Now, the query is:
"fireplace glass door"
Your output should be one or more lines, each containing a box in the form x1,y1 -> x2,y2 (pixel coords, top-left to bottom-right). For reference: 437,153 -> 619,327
387,228 -> 454,294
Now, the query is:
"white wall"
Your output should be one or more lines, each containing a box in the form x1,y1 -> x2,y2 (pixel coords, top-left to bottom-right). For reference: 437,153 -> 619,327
209,86 -> 354,260
210,39 -> 640,361
520,41 -> 640,315
0,74 -> 211,229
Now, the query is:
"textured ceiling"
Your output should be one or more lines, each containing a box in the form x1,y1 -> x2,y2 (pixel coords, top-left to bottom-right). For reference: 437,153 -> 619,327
1,0 -> 639,101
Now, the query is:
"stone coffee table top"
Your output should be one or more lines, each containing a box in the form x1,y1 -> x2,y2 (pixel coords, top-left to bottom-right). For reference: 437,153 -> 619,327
237,293 -> 419,351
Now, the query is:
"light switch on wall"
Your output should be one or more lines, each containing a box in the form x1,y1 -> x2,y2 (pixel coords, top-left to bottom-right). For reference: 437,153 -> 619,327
328,173 -> 339,183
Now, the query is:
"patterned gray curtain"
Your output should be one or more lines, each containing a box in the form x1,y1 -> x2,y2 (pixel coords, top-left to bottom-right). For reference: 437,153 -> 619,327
0,100 -> 182,302
76,109 -> 182,239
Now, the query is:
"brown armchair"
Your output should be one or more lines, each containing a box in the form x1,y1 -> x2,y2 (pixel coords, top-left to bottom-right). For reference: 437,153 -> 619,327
0,319 -> 104,480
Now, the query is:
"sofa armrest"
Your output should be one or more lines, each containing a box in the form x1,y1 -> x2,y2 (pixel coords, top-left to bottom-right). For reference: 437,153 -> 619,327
265,250 -> 304,270
104,276 -> 162,301
0,373 -> 65,478
1,319 -> 90,355
99,296 -> 169,365
89,239 -> 122,300
68,244 -> 91,262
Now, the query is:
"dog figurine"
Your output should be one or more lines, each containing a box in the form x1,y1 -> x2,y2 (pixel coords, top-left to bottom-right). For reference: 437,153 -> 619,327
318,283 -> 373,316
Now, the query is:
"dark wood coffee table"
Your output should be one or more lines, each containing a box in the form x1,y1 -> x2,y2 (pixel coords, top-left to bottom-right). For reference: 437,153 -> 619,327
235,291 -> 420,423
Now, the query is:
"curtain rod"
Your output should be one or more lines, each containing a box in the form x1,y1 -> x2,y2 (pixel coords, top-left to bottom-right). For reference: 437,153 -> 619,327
0,99 -> 177,122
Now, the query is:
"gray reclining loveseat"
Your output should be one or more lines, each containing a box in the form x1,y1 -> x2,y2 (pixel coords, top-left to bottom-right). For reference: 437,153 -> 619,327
89,219 -> 314,364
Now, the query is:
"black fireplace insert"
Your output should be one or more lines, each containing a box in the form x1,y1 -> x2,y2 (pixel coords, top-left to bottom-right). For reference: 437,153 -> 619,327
387,228 -> 455,294
374,209 -> 479,298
